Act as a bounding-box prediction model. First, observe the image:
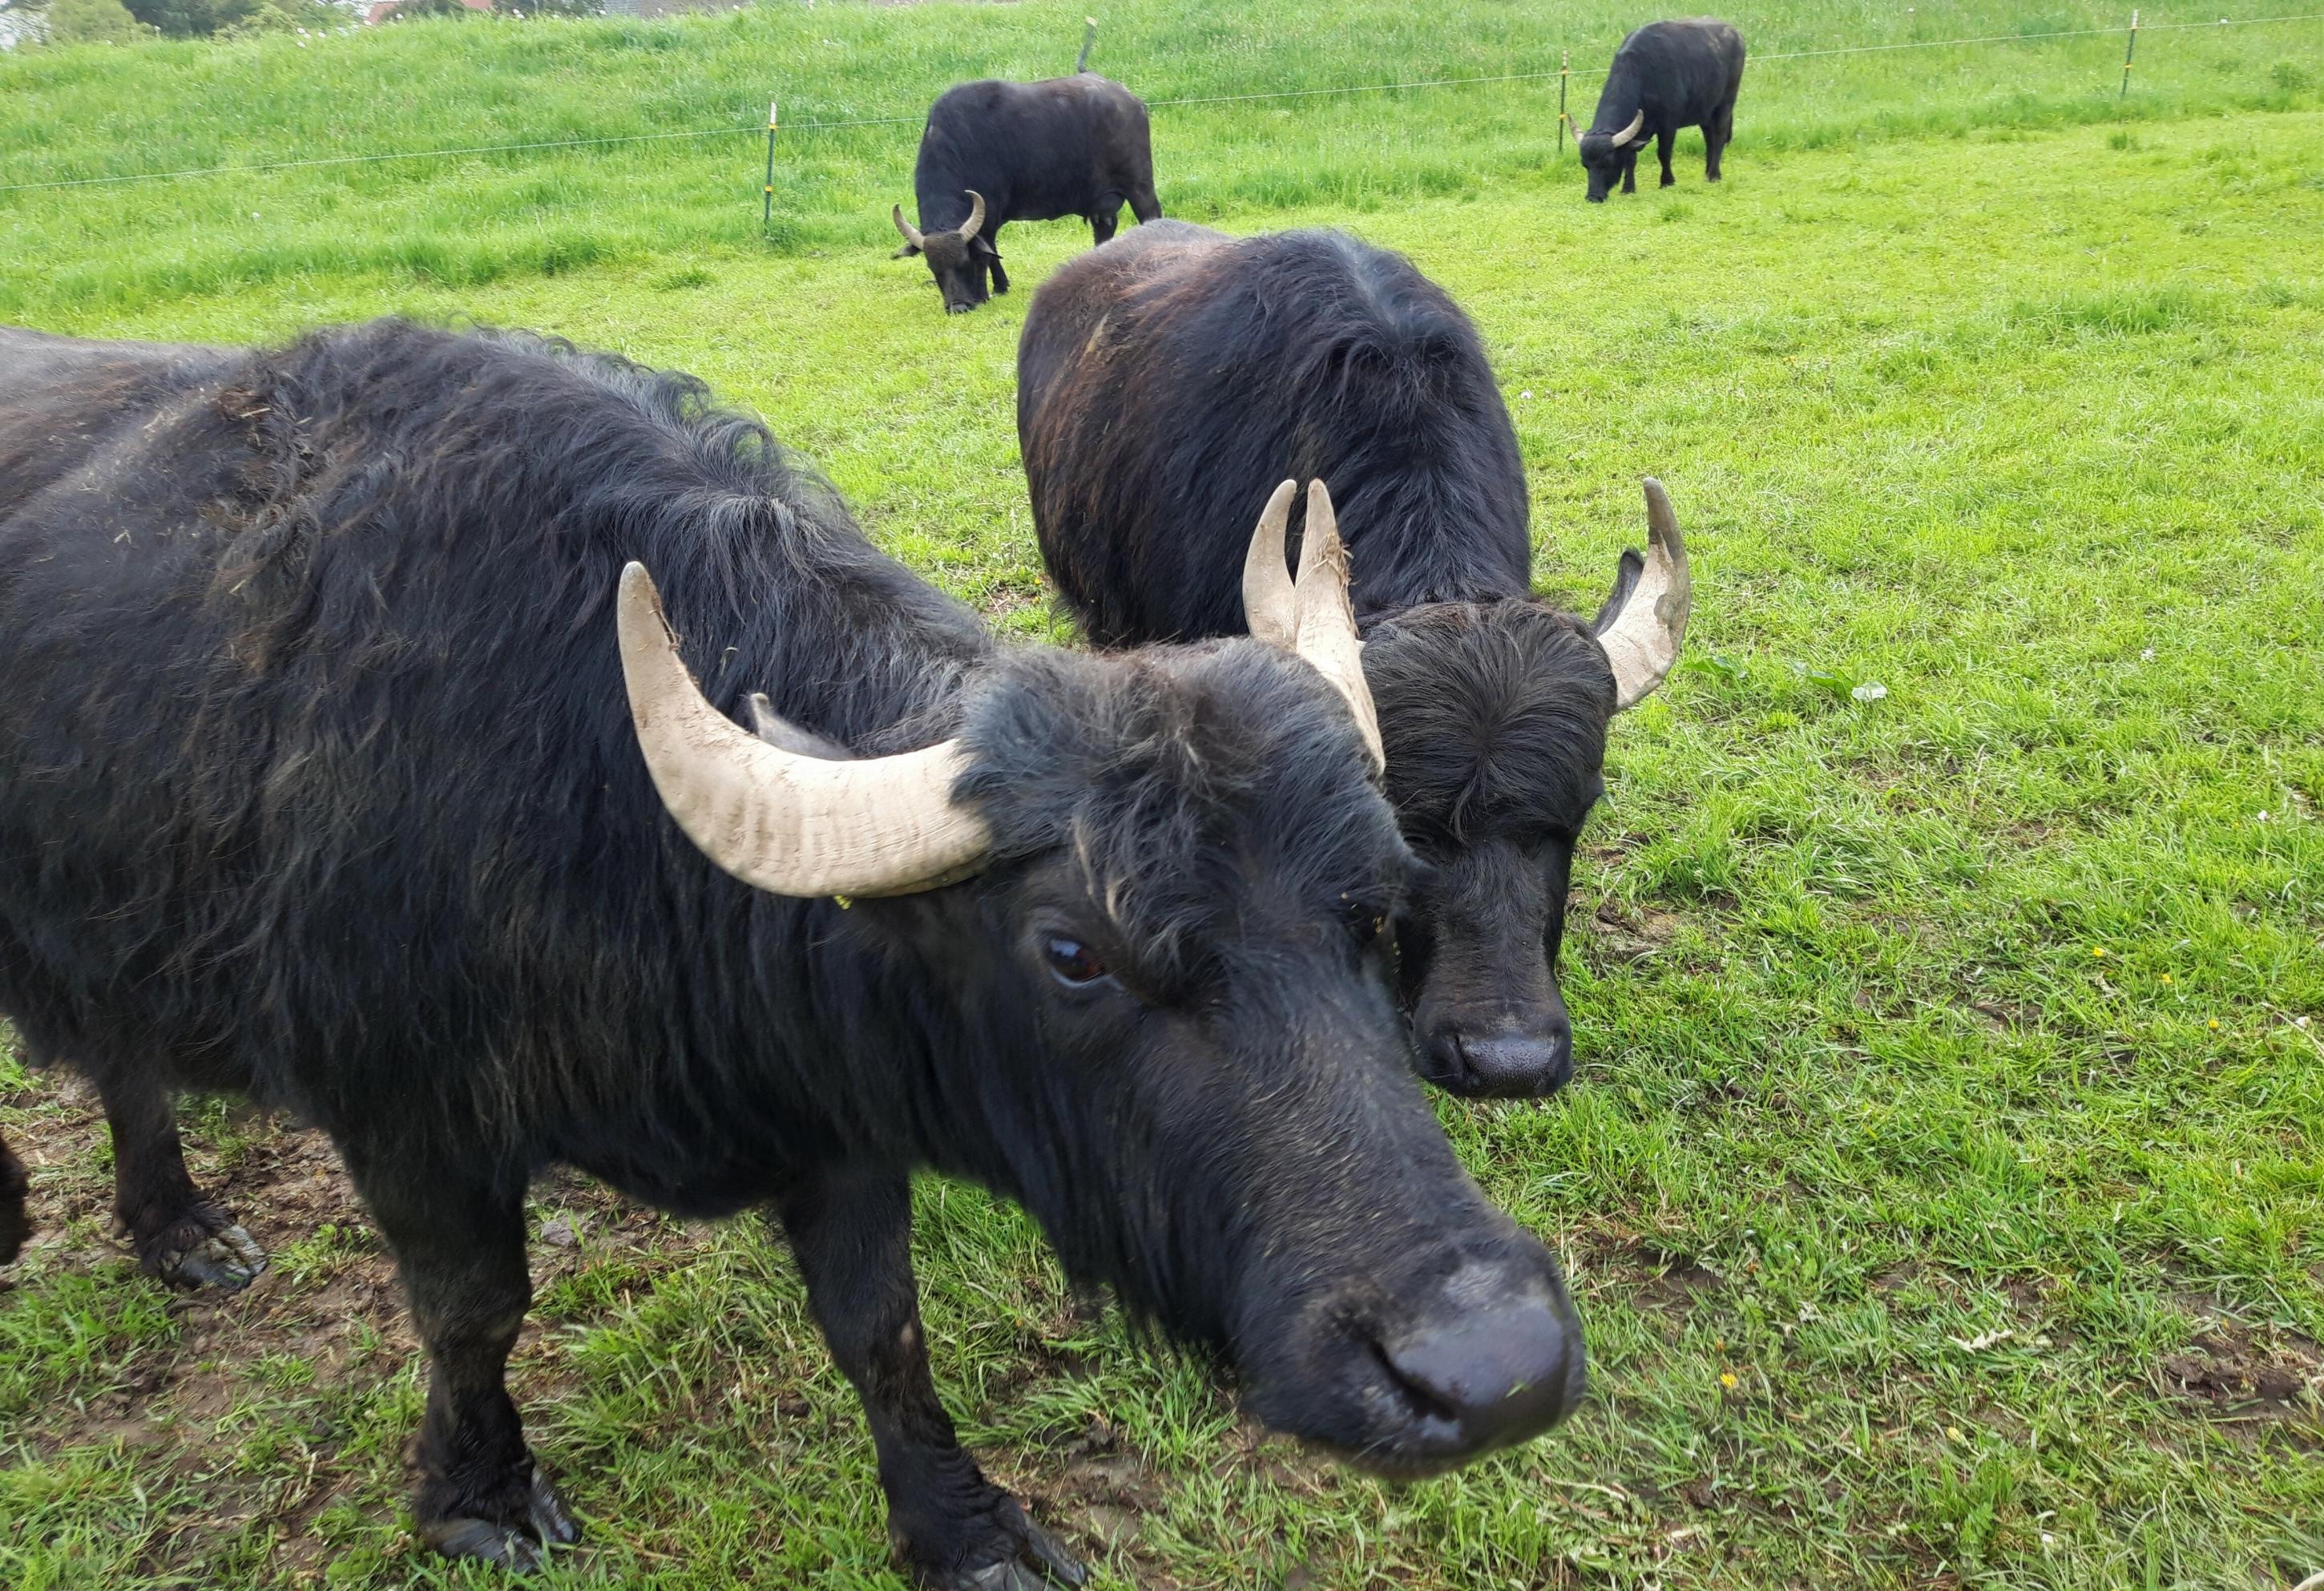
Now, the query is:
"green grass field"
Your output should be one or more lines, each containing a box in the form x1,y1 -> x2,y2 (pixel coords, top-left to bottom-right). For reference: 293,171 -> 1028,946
3,2 -> 2323,1587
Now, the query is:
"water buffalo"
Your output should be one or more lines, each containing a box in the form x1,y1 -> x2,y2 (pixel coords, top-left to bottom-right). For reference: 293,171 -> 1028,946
892,74 -> 1162,315
0,320 -> 1582,1585
1576,18 -> 1746,202
1019,224 -> 1690,1100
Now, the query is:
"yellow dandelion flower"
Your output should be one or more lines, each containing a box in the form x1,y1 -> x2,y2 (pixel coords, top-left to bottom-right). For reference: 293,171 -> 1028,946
2208,1018 -> 2221,1031
2091,947 -> 2108,959
1945,1426 -> 1966,1443
1720,1372 -> 1738,1390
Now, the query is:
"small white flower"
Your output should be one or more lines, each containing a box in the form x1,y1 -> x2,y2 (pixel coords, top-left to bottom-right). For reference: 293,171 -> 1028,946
1520,390 -> 1535,400
1851,681 -> 1887,702
2258,810 -> 2270,822
2140,647 -> 2156,661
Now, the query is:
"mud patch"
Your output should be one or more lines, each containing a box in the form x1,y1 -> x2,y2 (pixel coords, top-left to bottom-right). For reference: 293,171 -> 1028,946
1585,901 -> 1684,963
1,1066 -> 710,1576
2160,1318 -> 2324,1419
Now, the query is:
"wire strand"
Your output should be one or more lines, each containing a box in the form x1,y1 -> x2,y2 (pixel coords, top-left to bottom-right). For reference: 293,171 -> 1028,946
2,11 -> 2318,196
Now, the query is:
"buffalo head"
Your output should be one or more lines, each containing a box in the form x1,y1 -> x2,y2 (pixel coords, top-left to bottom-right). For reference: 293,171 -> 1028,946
621,482 -> 1584,1476
1350,481 -> 1690,1096
1577,111 -> 1650,203
893,190 -> 1001,314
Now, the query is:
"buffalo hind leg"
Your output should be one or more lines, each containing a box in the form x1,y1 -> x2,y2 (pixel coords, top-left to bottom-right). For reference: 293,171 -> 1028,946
97,1066 -> 265,1289
1,1129 -> 29,1266
1657,128 -> 1677,188
781,1168 -> 1085,1590
351,1149 -> 576,1570
1707,107 -> 1733,180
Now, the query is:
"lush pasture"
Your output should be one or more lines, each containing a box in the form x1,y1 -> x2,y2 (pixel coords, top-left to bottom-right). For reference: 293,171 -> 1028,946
3,2 -> 2323,1588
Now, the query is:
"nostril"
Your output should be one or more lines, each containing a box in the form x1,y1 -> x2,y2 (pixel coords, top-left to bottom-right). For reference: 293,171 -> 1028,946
1377,1284 -> 1580,1456
1457,1027 -> 1568,1098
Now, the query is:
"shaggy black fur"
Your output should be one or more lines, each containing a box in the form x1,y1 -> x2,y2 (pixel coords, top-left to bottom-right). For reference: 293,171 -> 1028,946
897,75 -> 1163,314
1020,224 -> 1650,1099
0,319 -> 1580,1582
1577,18 -> 1748,203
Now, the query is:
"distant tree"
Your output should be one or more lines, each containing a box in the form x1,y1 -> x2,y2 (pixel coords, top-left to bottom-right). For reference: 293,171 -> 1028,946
380,0 -> 475,18
45,0 -> 149,40
0,0 -> 49,47
221,0 -> 343,30
120,0 -> 256,34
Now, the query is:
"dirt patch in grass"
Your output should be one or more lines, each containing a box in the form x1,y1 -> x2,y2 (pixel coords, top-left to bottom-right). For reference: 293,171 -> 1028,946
2159,1309 -> 2324,1427
3,1072 -> 708,1570
1584,901 -> 1685,963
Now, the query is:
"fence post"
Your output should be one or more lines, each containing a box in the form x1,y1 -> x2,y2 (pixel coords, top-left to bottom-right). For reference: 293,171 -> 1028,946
1557,50 -> 1569,154
761,99 -> 778,234
2120,8 -> 2138,99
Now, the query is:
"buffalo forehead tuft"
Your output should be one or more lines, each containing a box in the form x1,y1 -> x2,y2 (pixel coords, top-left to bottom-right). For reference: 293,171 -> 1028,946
953,642 -> 1410,989
1362,601 -> 1613,847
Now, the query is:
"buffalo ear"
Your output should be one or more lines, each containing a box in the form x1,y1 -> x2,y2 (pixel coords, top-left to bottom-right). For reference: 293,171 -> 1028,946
893,243 -> 922,260
1591,549 -> 1645,635
971,237 -> 1001,262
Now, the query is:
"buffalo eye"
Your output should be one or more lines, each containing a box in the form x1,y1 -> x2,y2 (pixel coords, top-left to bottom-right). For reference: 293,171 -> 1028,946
1346,902 -> 1389,948
1044,936 -> 1115,991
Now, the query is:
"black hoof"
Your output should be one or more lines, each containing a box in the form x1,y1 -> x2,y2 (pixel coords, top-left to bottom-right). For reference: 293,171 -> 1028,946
922,1500 -> 1086,1590
138,1207 -> 267,1290
422,1467 -> 578,1570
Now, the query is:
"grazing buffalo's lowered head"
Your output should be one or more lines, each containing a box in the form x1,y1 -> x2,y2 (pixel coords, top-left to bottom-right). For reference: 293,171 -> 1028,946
893,189 -> 1000,313
1330,481 -> 1691,1097
623,482 -> 1584,1473
1577,111 -> 1650,202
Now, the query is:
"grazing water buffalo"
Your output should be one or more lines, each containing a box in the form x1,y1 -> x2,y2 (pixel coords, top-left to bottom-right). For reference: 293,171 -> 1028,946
1019,224 -> 1690,1100
893,74 -> 1162,314
0,320 -> 1583,1585
1576,18 -> 1746,202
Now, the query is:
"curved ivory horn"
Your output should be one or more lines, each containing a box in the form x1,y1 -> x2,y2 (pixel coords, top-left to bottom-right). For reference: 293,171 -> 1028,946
1240,480 -> 1383,769
1241,479 -> 1300,649
1291,481 -> 1385,769
891,204 -> 926,251
1612,110 -> 1646,147
957,190 -> 986,243
618,563 -> 991,897
1596,479 -> 1692,712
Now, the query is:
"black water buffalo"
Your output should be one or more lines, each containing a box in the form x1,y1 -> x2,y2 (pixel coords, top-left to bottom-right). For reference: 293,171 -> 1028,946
0,320 -> 1582,1585
892,75 -> 1162,314
1576,18 -> 1746,202
1019,224 -> 1690,1100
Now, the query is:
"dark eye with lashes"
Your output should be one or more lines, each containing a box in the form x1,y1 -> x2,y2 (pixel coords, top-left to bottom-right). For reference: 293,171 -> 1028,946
1346,904 -> 1389,947
1043,936 -> 1116,990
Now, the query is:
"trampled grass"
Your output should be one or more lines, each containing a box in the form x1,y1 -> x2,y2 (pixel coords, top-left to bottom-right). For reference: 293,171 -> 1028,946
2,3 -> 2323,1589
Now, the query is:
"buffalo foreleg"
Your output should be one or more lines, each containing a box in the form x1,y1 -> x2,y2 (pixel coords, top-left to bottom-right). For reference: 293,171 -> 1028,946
1657,128 -> 1677,188
351,1150 -> 577,1570
0,1129 -> 29,1265
987,229 -> 1011,298
780,1167 -> 1086,1591
96,1065 -> 265,1289
1620,146 -> 1639,195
